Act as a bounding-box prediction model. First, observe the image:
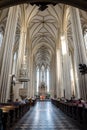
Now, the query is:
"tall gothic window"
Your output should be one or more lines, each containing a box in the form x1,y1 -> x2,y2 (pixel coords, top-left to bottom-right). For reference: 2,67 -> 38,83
69,52 -> 75,97
61,35 -> 67,55
0,33 -> 3,47
41,65 -> 45,82
84,29 -> 87,49
36,67 -> 39,93
12,52 -> 17,74
47,68 -> 49,93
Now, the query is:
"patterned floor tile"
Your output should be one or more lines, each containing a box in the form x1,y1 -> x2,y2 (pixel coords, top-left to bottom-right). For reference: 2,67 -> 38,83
14,101 -> 80,130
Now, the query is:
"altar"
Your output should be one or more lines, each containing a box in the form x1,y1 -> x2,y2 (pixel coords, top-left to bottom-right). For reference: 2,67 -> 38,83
39,82 -> 47,99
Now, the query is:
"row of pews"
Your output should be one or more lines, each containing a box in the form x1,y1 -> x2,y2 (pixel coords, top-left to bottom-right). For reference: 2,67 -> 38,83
0,99 -> 36,130
51,98 -> 87,130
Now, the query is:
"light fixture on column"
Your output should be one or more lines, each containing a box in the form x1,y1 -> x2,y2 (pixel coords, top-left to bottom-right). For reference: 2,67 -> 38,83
79,64 -> 87,75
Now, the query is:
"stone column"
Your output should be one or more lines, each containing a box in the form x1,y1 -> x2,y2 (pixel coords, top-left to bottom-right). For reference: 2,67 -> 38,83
28,38 -> 34,97
32,62 -> 35,98
56,48 -> 62,98
50,62 -> 53,97
16,25 -> 27,79
45,68 -> 47,88
15,9 -> 31,100
39,68 -> 41,84
50,56 -> 56,98
27,47 -> 31,97
70,7 -> 87,100
53,55 -> 56,98
0,6 -> 19,102
27,54 -> 31,97
32,64 -> 35,96
29,55 -> 34,97
33,65 -> 36,96
61,32 -> 72,99
56,29 -> 64,98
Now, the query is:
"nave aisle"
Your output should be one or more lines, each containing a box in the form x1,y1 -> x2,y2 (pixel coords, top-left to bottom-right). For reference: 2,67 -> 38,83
14,101 -> 80,130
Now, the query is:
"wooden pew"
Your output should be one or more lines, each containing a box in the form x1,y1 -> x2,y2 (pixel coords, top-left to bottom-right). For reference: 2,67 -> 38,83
77,104 -> 83,124
0,107 -> 10,130
0,109 -> 4,130
82,104 -> 87,130
51,99 -> 87,129
0,102 -> 30,130
72,103 -> 77,120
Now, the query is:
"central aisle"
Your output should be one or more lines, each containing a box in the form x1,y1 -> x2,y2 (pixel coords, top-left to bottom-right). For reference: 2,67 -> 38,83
14,101 -> 80,130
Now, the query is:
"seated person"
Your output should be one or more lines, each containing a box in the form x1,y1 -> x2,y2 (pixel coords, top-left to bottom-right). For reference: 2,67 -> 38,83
13,99 -> 20,106
78,98 -> 85,104
20,99 -> 26,104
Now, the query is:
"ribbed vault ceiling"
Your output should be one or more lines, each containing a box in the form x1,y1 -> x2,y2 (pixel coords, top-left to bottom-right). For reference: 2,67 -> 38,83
0,2 -> 86,68
29,4 -> 62,67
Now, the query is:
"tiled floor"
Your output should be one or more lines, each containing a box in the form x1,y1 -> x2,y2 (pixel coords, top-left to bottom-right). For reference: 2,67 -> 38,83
14,101 -> 80,130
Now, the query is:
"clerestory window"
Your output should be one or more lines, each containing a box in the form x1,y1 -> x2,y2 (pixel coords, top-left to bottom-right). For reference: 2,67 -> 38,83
84,29 -> 87,49
0,33 -> 3,47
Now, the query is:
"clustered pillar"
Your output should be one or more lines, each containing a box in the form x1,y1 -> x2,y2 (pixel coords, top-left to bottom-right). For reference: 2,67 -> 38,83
70,7 -> 87,100
0,6 -> 19,102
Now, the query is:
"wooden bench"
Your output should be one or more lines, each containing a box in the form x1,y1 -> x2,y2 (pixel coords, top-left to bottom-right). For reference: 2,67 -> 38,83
0,103 -> 30,130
